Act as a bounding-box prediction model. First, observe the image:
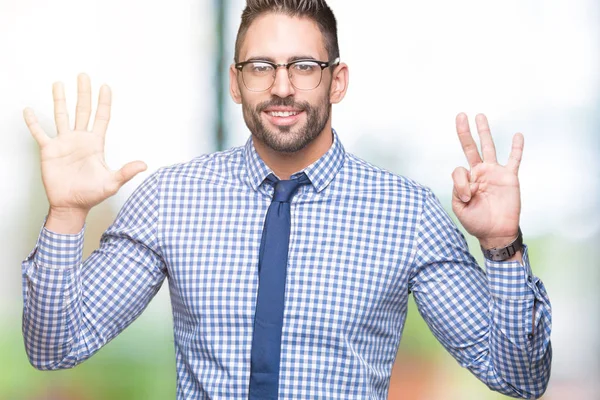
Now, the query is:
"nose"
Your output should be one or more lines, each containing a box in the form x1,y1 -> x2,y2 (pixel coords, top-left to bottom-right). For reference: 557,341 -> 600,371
269,67 -> 295,98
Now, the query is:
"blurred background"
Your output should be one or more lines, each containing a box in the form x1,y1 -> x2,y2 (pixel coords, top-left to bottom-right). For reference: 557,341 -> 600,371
1,0 -> 598,398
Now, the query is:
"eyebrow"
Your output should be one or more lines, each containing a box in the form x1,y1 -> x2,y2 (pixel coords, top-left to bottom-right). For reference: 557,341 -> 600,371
244,55 -> 319,63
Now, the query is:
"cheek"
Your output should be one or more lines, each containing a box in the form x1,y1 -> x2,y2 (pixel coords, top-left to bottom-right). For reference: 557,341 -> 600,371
240,99 -> 259,118
240,92 -> 267,110
301,88 -> 329,107
318,84 -> 333,102
309,91 -> 331,110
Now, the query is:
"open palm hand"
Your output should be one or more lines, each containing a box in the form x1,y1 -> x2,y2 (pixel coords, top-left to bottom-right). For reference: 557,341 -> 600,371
23,74 -> 146,213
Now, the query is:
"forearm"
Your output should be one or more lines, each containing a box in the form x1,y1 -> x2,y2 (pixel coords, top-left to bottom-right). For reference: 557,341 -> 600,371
22,215 -> 167,370
21,226 -> 90,370
414,254 -> 552,398
479,247 -> 552,398
480,300 -> 552,399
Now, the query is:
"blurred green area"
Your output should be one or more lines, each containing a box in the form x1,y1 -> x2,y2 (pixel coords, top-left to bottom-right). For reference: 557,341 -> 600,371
0,314 -> 176,400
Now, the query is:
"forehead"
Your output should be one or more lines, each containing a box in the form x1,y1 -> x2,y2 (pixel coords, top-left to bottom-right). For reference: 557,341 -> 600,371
239,13 -> 328,61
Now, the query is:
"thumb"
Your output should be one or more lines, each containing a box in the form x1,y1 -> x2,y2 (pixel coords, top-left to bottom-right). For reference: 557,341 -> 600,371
114,160 -> 148,187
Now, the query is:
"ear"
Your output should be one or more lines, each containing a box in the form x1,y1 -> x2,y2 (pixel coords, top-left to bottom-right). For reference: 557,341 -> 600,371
229,64 -> 243,104
329,62 -> 349,104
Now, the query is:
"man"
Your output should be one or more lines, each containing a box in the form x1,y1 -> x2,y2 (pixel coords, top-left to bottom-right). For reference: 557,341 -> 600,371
21,0 -> 552,399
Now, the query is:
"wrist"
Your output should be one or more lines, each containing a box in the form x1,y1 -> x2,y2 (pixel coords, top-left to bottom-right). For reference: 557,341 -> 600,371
478,230 -> 520,250
46,206 -> 89,234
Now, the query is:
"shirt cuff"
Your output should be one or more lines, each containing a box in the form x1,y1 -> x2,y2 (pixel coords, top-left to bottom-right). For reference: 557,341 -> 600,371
485,244 -> 539,300
29,224 -> 85,270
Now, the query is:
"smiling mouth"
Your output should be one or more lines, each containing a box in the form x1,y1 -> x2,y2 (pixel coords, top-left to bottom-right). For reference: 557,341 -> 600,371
262,109 -> 305,127
267,111 -> 300,117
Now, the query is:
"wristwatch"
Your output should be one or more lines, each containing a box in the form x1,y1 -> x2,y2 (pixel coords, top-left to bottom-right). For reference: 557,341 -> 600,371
481,228 -> 523,261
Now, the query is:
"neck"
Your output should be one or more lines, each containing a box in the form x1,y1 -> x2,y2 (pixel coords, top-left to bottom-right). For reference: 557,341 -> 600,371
253,123 -> 334,180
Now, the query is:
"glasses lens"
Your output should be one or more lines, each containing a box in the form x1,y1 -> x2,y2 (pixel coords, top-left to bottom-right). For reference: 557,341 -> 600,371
289,61 -> 322,90
242,62 -> 275,91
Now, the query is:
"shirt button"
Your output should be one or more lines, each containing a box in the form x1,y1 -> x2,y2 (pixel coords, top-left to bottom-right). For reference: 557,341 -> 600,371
527,333 -> 534,340
527,276 -> 533,283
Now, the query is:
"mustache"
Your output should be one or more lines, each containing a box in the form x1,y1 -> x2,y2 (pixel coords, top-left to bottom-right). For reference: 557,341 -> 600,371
256,97 -> 311,113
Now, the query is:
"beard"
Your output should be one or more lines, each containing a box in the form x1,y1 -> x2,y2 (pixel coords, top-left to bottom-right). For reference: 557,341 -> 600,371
242,94 -> 331,153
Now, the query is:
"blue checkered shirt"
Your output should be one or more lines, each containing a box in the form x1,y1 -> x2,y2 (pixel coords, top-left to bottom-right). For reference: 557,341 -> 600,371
22,131 -> 552,399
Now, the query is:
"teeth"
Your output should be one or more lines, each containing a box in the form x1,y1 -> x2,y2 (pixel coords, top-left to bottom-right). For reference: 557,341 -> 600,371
269,111 -> 299,117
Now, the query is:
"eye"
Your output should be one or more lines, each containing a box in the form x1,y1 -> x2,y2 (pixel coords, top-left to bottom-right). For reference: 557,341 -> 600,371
292,62 -> 318,73
248,62 -> 274,74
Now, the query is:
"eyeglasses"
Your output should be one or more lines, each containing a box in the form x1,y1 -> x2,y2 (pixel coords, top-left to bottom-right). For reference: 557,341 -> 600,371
235,57 -> 340,92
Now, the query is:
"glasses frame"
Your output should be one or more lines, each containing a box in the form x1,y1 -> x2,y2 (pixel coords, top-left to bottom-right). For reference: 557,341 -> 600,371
235,57 -> 340,92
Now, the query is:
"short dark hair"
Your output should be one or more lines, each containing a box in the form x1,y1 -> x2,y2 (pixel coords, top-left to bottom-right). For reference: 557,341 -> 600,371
234,0 -> 340,63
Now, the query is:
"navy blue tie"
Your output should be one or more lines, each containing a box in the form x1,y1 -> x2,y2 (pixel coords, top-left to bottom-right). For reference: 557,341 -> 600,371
248,173 -> 310,400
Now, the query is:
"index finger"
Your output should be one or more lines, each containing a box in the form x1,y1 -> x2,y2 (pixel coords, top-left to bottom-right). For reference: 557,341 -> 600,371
92,84 -> 112,136
475,113 -> 497,163
456,112 -> 482,168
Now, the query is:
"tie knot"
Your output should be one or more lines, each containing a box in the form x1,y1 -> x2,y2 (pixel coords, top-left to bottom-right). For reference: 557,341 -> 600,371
268,173 -> 310,203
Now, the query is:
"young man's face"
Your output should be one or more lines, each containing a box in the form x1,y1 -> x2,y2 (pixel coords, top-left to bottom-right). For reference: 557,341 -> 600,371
231,13 -> 335,153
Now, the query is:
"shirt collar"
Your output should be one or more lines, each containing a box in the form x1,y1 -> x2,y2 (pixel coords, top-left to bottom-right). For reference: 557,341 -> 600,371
243,129 -> 346,193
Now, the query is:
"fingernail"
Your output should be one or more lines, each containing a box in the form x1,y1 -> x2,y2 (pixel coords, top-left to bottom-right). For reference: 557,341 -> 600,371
460,195 -> 470,202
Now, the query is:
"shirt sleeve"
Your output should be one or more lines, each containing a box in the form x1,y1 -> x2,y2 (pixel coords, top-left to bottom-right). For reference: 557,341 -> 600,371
21,173 -> 167,370
407,190 -> 552,399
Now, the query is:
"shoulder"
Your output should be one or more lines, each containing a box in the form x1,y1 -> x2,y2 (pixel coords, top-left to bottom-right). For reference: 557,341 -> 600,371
152,146 -> 246,187
340,151 -> 433,202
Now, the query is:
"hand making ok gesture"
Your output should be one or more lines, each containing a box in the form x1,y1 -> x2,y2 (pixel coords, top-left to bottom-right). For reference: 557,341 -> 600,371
452,113 -> 523,250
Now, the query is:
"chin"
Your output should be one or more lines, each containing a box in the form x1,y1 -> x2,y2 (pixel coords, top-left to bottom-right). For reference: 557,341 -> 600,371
266,137 -> 310,153
253,129 -> 311,154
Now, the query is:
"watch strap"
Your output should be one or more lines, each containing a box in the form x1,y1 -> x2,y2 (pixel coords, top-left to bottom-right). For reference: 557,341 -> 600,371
481,228 -> 523,261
